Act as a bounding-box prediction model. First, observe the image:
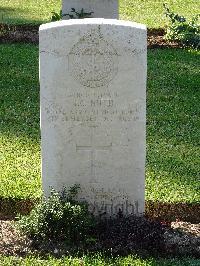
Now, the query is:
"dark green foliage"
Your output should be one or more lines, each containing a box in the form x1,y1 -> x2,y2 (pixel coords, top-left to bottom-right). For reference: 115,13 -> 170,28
65,8 -> 94,19
51,8 -> 94,21
16,185 -> 95,244
51,10 -> 63,22
163,4 -> 200,48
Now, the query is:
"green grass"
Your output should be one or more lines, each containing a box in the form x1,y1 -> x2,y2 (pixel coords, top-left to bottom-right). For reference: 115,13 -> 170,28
0,44 -> 41,199
146,48 -> 200,203
0,43 -> 199,202
0,0 -> 199,28
0,254 -> 200,266
120,0 -> 199,28
0,0 -> 61,25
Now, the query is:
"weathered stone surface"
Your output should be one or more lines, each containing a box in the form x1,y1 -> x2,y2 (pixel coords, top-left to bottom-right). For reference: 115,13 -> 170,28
40,19 -> 147,217
62,0 -> 118,19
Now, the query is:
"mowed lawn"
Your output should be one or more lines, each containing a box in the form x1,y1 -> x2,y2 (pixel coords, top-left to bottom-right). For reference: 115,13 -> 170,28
0,43 -> 199,202
1,254 -> 200,266
0,0 -> 199,28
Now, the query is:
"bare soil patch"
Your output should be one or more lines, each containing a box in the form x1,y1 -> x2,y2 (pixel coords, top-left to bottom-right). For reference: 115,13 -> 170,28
0,220 -> 32,257
0,218 -> 199,258
1,198 -> 199,224
0,24 -> 180,48
146,201 -> 200,224
0,24 -> 39,44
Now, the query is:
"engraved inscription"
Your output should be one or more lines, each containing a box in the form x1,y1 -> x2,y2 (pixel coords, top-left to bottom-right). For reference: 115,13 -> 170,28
76,127 -> 112,183
89,200 -> 139,216
79,186 -> 140,216
43,93 -> 143,125
69,29 -> 118,88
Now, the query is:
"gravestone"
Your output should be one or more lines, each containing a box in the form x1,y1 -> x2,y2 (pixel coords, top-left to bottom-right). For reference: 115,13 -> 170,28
62,0 -> 118,19
40,19 -> 147,217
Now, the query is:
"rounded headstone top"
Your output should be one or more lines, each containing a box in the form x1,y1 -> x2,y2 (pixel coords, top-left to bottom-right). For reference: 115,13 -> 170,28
39,18 -> 147,31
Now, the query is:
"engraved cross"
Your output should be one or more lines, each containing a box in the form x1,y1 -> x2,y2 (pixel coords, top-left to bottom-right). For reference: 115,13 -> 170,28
76,127 -> 112,183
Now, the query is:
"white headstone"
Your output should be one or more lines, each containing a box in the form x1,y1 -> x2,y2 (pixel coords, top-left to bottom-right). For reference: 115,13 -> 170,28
62,0 -> 118,19
40,19 -> 147,217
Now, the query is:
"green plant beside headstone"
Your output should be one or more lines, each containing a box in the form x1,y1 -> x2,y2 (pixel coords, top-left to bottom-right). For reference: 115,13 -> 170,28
16,185 -> 95,245
163,3 -> 200,49
51,8 -> 94,21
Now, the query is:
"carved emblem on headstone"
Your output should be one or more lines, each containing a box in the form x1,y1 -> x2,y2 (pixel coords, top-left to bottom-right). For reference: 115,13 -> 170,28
69,29 -> 118,88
